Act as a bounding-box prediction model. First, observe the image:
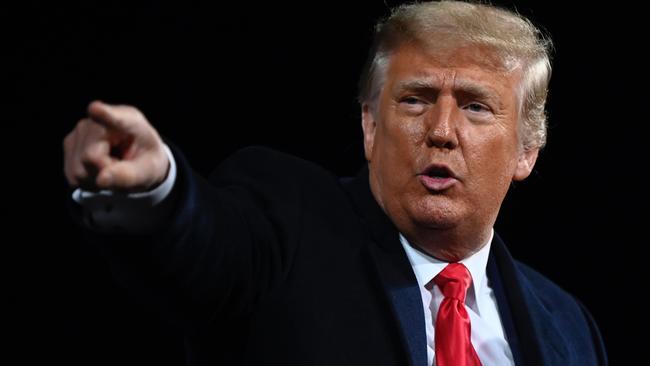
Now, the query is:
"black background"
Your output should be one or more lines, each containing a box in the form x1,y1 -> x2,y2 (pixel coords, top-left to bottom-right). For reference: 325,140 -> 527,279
8,1 -> 647,364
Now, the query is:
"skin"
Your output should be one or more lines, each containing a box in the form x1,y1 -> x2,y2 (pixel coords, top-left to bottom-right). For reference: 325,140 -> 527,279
63,101 -> 169,192
63,44 -> 537,263
362,43 -> 539,261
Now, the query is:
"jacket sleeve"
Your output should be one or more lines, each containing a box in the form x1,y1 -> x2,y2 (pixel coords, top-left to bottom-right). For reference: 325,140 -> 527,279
70,143 -> 178,234
577,300 -> 609,365
68,144 -> 311,335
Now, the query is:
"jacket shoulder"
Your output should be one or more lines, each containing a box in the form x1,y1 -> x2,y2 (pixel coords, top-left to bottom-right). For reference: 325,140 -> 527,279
514,261 -> 608,364
514,261 -> 577,307
209,146 -> 340,188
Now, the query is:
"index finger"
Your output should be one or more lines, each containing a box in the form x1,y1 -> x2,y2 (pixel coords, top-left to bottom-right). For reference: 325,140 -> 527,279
86,100 -> 137,133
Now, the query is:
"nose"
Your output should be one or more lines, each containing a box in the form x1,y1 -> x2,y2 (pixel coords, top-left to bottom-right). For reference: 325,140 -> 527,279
425,95 -> 459,150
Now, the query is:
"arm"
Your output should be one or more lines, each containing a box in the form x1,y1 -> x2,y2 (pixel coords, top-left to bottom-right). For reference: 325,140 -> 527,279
64,102 -> 303,334
72,143 -> 177,234
72,146 -> 304,334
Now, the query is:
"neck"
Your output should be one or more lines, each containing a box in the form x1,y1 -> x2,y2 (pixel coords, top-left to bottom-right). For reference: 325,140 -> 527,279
400,225 -> 492,262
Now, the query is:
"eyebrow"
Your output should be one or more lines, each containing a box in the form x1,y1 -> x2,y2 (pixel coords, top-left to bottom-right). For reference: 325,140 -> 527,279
454,79 -> 501,101
395,78 -> 501,101
395,79 -> 439,93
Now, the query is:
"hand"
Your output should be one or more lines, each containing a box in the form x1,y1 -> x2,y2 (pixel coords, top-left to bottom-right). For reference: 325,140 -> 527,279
63,101 -> 169,192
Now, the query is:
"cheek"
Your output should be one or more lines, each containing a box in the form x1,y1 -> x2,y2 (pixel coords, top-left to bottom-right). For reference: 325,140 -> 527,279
372,120 -> 424,190
381,115 -> 428,155
465,132 -> 519,190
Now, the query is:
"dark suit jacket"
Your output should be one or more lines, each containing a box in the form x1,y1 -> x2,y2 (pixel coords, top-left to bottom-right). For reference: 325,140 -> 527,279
74,146 -> 607,365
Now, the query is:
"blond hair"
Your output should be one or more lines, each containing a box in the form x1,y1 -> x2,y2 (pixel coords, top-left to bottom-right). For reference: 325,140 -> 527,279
358,1 -> 553,150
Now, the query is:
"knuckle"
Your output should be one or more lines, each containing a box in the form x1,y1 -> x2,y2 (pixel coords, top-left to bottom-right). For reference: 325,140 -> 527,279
80,149 -> 98,165
76,118 -> 87,130
72,166 -> 88,181
64,175 -> 77,187
63,134 -> 72,151
88,123 -> 107,138
123,104 -> 139,115
64,168 -> 78,186
155,152 -> 168,175
125,106 -> 146,123
80,144 -> 102,163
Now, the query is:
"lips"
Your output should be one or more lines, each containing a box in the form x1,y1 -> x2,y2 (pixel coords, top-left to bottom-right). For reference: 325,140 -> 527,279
418,164 -> 458,191
421,164 -> 456,179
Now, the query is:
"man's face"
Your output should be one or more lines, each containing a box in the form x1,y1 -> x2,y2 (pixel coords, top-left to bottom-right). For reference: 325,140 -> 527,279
362,44 -> 538,255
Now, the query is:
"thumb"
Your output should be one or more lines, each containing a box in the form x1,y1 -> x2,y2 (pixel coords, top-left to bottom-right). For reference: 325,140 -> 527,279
96,160 -> 145,191
96,152 -> 169,192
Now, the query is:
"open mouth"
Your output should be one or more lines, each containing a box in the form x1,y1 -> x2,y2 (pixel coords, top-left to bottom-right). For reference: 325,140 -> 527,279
418,165 -> 457,191
422,165 -> 454,179
425,166 -> 452,179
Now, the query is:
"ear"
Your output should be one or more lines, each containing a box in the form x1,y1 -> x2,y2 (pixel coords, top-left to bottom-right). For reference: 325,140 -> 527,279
361,103 -> 377,162
513,148 -> 539,181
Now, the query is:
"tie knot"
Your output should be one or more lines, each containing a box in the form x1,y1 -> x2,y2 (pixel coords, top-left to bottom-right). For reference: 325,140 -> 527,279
433,263 -> 472,302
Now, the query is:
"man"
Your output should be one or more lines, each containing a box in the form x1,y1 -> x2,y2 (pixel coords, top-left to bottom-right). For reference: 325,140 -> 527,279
63,1 -> 607,365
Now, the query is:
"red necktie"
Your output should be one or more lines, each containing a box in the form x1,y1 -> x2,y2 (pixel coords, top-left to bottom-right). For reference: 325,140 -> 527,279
433,263 -> 482,366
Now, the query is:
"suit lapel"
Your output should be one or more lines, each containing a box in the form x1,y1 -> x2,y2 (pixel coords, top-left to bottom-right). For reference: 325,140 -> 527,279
366,240 -> 428,366
341,167 -> 572,366
489,234 -> 571,366
341,167 -> 428,366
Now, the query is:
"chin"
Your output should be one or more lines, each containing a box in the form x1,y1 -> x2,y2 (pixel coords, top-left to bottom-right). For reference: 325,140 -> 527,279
409,197 -> 466,230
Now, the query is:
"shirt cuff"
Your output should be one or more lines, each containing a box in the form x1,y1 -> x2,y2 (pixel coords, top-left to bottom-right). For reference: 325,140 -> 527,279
71,144 -> 178,234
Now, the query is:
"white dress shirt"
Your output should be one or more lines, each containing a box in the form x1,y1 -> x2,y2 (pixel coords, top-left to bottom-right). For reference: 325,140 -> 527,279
400,233 -> 514,366
72,144 -> 178,233
73,149 -> 513,365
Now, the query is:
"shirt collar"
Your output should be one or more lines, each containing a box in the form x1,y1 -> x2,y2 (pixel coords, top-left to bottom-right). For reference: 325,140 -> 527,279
399,230 -> 494,309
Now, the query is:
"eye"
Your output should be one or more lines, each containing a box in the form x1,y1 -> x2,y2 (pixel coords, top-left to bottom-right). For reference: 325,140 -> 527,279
401,96 -> 422,105
464,102 -> 489,113
397,95 -> 428,115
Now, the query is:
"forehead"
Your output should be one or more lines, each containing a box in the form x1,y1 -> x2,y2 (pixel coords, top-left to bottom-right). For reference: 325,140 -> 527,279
385,44 -> 523,96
